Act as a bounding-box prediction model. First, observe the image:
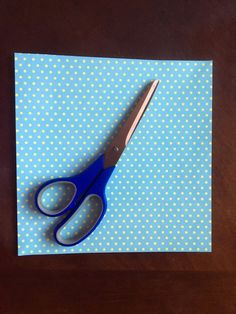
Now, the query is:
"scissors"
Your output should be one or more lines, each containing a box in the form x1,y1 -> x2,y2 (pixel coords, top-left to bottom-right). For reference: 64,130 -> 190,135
35,80 -> 159,246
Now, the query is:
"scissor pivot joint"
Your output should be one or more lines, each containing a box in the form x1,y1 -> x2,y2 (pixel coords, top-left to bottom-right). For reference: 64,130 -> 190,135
113,146 -> 119,152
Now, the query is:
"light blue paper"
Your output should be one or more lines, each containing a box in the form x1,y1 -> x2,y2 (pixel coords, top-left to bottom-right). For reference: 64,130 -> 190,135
15,53 -> 212,255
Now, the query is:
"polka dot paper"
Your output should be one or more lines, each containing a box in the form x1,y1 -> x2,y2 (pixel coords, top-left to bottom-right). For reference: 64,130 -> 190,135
15,53 -> 212,255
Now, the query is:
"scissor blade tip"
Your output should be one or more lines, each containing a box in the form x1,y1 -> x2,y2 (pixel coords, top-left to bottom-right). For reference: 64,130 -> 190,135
152,79 -> 160,86
150,80 -> 159,91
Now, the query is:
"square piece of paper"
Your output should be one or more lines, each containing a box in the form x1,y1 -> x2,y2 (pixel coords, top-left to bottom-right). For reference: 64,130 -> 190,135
15,53 -> 212,255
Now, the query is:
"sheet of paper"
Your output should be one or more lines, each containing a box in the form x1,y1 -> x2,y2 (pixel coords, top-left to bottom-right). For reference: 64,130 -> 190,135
15,53 -> 212,255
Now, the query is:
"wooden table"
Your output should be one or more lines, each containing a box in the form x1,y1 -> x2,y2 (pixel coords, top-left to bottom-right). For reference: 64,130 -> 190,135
1,1 -> 236,313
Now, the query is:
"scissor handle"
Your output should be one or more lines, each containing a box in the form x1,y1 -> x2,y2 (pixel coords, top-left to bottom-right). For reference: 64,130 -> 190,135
35,177 -> 78,217
54,165 -> 114,246
35,155 -> 106,217
35,154 -> 115,246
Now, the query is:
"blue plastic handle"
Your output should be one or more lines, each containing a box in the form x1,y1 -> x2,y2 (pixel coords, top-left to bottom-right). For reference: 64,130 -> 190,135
35,154 -> 115,246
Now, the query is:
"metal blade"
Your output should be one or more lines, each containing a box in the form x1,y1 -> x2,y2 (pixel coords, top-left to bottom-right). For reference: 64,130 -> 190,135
104,80 -> 159,168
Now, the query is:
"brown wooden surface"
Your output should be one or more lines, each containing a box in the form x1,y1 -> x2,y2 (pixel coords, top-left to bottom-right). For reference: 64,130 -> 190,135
0,0 -> 236,313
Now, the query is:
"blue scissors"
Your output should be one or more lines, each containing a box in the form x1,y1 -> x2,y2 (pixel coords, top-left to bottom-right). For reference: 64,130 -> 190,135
35,80 -> 159,246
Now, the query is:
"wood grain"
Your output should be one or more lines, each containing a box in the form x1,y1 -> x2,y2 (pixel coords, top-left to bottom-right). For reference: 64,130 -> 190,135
0,0 -> 236,313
